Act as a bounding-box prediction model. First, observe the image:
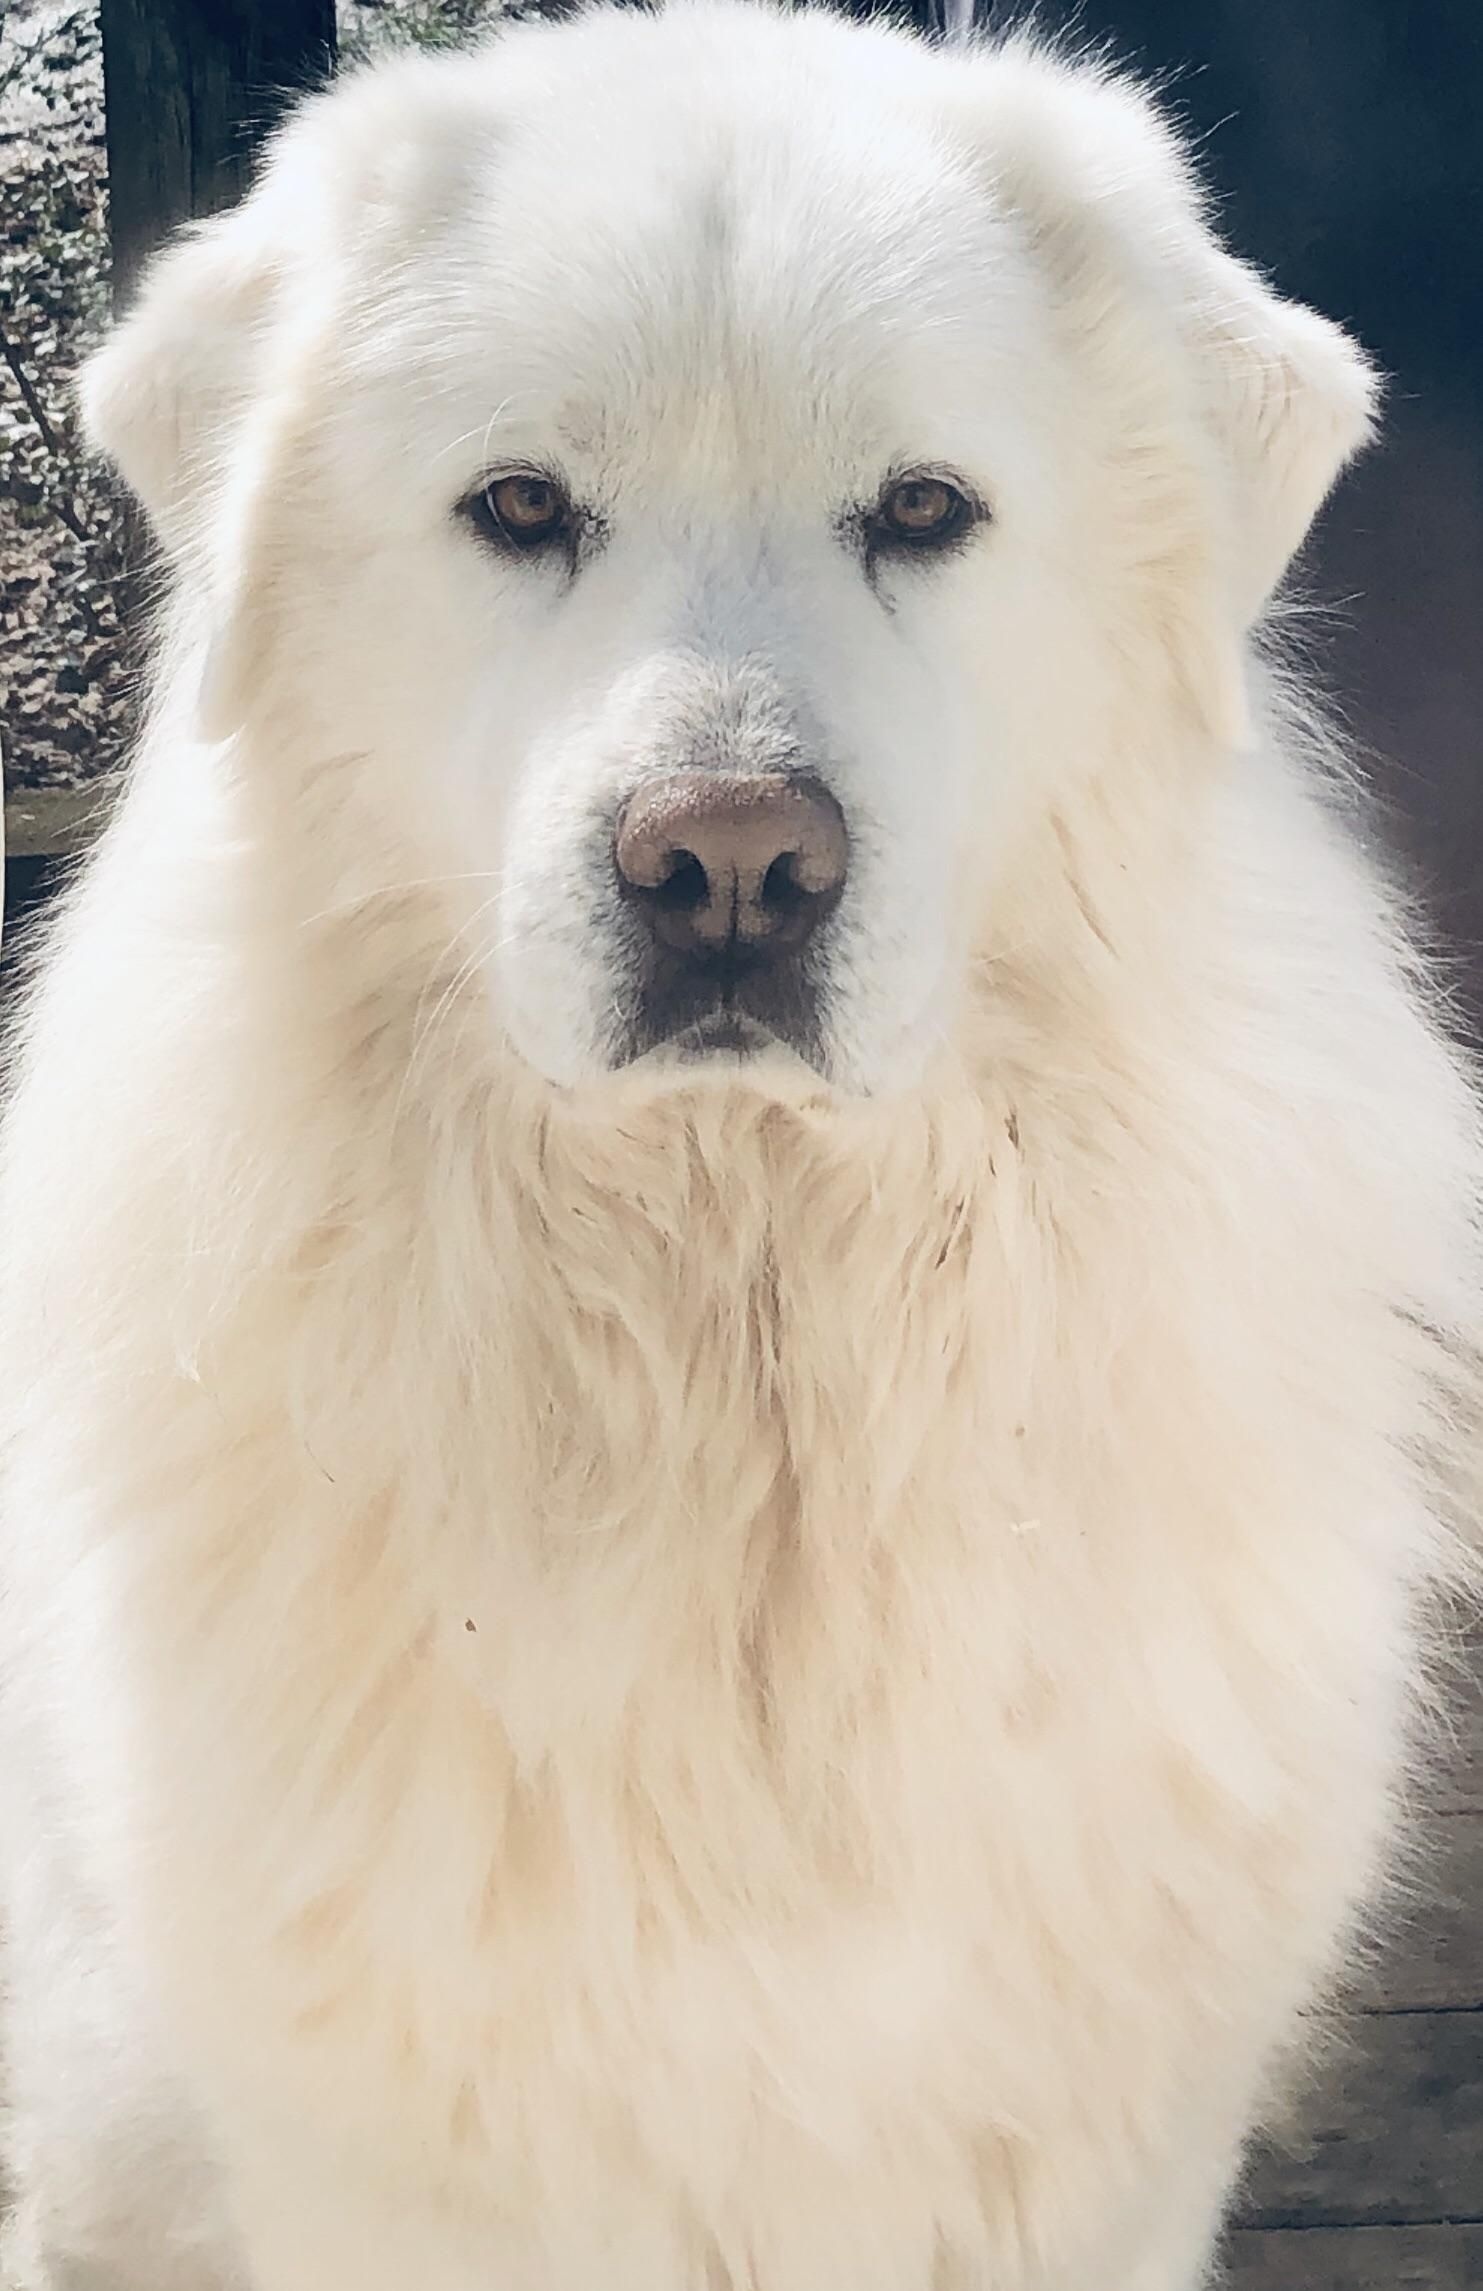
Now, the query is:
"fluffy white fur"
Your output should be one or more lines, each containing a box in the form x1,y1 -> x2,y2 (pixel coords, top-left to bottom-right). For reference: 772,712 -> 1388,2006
1,6 -> 1479,2287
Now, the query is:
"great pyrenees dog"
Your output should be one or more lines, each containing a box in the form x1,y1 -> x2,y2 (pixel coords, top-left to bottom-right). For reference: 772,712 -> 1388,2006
0,4 -> 1478,2286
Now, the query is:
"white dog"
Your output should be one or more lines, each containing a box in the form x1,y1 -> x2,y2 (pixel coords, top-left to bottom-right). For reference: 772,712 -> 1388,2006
1,5 -> 1478,2286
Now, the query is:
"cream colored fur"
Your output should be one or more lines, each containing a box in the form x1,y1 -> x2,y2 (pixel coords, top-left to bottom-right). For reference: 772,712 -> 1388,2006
1,6 -> 1479,2288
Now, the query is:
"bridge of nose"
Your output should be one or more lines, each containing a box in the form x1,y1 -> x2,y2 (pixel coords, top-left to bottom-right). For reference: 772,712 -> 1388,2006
617,780 -> 790,878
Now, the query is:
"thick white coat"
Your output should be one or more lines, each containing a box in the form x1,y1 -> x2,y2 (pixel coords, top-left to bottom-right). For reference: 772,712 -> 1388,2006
1,7 -> 1479,2287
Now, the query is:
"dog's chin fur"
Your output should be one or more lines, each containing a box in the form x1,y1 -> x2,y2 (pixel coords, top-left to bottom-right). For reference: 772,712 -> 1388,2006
598,1019 -> 851,1106
1,7 -> 1479,2291
602,1050 -> 836,1108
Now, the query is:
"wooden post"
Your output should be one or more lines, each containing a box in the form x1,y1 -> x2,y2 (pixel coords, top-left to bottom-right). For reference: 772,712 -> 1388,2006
98,0 -> 336,308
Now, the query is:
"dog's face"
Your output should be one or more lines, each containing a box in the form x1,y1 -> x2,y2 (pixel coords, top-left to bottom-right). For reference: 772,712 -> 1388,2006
84,4 -> 1375,1098
296,75 -> 1040,1096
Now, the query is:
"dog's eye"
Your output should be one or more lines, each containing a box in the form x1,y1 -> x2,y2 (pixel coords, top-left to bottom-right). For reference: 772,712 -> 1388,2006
871,474 -> 976,552
462,471 -> 572,555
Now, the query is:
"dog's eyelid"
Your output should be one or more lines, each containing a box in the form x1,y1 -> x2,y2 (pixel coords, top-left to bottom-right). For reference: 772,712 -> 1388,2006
844,467 -> 991,573
455,464 -> 606,570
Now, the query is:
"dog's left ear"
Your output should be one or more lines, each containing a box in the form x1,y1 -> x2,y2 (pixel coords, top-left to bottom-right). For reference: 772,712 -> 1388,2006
1182,241 -> 1379,627
956,49 -> 1379,640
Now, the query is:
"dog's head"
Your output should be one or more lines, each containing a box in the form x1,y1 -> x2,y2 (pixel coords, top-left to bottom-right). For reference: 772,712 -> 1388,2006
83,2 -> 1375,1098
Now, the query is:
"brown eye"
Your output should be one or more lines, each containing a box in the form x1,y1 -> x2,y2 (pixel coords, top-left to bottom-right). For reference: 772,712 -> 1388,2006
872,472 -> 977,552
463,470 -> 572,554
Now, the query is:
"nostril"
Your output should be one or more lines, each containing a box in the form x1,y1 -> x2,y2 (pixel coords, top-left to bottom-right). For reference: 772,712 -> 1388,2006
761,849 -> 811,915
652,849 -> 709,913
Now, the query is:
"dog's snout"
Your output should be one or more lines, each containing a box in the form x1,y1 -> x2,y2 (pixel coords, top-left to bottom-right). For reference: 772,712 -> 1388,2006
614,772 -> 848,958
611,771 -> 848,1069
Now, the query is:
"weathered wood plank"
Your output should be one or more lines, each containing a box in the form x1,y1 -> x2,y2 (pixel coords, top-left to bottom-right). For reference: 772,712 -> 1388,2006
1427,1657 -> 1483,1817
1367,1816 -> 1483,2012
3,783 -> 117,860
1239,2010 -> 1483,2230
1224,2224 -> 1483,2288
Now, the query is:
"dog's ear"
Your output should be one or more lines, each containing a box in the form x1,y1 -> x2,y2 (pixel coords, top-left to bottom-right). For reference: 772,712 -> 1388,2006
79,129 -> 323,566
79,109 -> 336,740
956,51 -> 1378,637
1178,241 -> 1379,627
82,56 -> 503,742
81,220 -> 273,563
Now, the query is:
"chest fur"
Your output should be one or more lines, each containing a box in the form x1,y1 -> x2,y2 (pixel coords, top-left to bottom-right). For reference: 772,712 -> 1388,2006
68,1089 -> 1427,2224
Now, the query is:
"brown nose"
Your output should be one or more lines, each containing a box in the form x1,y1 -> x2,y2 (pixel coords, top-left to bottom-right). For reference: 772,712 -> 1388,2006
614,772 -> 849,958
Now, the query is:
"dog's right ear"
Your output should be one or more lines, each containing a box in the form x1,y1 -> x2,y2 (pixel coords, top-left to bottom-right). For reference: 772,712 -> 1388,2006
78,152 -> 315,566
81,57 -> 503,741
81,46 -> 499,571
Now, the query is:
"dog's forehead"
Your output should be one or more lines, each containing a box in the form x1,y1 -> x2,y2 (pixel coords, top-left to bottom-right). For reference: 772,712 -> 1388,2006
346,31 -> 1040,494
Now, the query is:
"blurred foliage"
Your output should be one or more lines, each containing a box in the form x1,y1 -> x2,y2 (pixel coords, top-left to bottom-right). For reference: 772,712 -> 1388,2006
340,0 -> 520,65
0,1 -> 127,785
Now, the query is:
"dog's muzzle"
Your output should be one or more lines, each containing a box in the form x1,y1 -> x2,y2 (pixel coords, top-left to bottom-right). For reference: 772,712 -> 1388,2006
612,770 -> 848,1068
